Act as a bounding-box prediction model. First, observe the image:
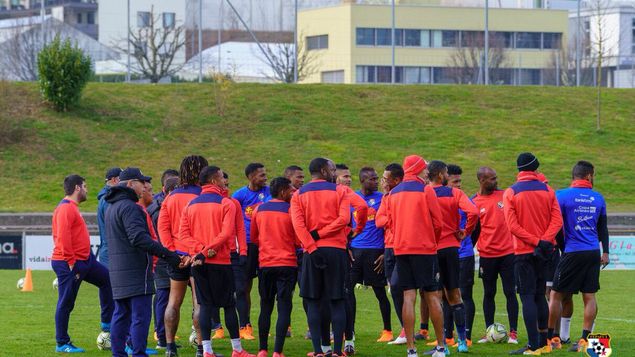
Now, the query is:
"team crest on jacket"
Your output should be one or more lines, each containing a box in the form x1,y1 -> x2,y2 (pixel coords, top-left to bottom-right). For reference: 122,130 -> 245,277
585,334 -> 612,357
497,201 -> 504,209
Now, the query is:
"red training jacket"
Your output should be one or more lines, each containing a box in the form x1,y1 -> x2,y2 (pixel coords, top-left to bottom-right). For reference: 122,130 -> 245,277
472,190 -> 514,258
375,194 -> 393,248
431,184 -> 479,250
222,188 -> 248,257
251,199 -> 300,268
341,185 -> 369,236
52,198 -> 91,266
158,185 -> 202,254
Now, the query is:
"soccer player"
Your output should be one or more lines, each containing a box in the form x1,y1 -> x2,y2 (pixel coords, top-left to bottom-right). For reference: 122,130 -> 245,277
547,160 -> 609,353
97,167 -> 122,268
350,167 -> 393,343
147,175 -> 179,349
503,153 -> 563,355
284,165 -> 305,189
385,155 -> 445,357
232,163 -> 272,339
375,163 -> 406,345
469,166 -> 519,345
154,169 -> 179,201
251,177 -> 298,357
290,158 -> 351,357
427,160 -> 478,353
158,155 -> 208,356
52,174 -> 114,353
180,166 -> 255,357
105,167 -> 189,357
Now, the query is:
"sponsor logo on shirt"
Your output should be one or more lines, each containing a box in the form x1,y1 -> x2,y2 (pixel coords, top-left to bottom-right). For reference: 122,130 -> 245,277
497,201 -> 504,209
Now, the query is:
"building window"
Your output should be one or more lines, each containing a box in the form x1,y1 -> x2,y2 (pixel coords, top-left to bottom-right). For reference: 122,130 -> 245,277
441,30 -> 458,47
394,29 -> 404,46
461,31 -> 482,47
137,11 -> 151,28
404,67 -> 431,84
431,30 -> 442,48
163,12 -> 175,29
356,65 -> 375,83
584,20 -> 591,56
516,32 -> 541,49
421,30 -> 431,48
494,32 -> 514,48
404,29 -> 421,46
376,66 -> 392,82
322,70 -> 344,83
356,28 -> 375,46
134,41 -> 148,57
307,34 -> 328,50
632,18 -> 635,54
76,13 -> 82,24
518,69 -> 541,85
433,67 -> 454,84
87,12 -> 95,25
376,29 -> 392,46
542,32 -> 561,49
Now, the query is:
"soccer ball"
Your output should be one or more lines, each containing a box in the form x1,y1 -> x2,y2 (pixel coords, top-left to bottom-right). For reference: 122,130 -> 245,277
486,323 -> 508,343
96,331 -> 111,350
590,340 -> 606,355
189,327 -> 198,348
16,278 -> 25,289
53,278 -> 58,289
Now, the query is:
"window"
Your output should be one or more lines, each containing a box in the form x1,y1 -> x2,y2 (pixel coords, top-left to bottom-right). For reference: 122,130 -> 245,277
584,21 -> 591,56
307,35 -> 328,50
632,18 -> 635,54
421,30 -> 431,48
394,29 -> 404,47
356,66 -> 375,83
431,30 -> 442,48
376,29 -> 392,46
322,70 -> 344,83
87,12 -> 95,25
433,67 -> 454,84
377,66 -> 392,82
493,32 -> 514,48
518,69 -> 541,85
404,29 -> 421,46
137,11 -> 151,28
441,30 -> 458,47
76,13 -> 82,24
516,32 -> 541,49
134,41 -> 147,57
163,12 -> 175,29
356,28 -> 375,46
461,31 -> 482,47
542,32 -> 561,49
404,67 -> 431,84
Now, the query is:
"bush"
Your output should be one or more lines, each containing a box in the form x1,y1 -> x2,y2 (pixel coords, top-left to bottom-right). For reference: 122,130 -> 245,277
38,35 -> 92,111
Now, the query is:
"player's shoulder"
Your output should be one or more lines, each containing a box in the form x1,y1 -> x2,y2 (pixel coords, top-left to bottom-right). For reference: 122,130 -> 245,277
231,186 -> 248,198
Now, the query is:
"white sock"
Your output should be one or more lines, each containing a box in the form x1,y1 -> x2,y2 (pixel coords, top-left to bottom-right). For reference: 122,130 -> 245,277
321,345 -> 332,353
345,340 -> 354,347
231,338 -> 243,352
202,340 -> 213,354
560,317 -> 571,341
591,321 -> 596,332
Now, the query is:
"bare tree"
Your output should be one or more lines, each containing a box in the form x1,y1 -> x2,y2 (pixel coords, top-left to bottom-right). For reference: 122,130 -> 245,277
256,36 -> 317,83
447,32 -> 507,84
587,0 -> 614,131
114,7 -> 186,83
546,33 -> 596,86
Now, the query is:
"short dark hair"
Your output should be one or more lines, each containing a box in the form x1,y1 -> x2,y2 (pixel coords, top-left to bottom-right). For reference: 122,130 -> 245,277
199,166 -> 222,185
164,177 -> 179,194
245,163 -> 264,177
572,160 -> 594,179
309,158 -> 330,175
63,174 -> 85,195
335,163 -> 349,171
447,164 -> 462,176
270,177 -> 292,199
427,160 -> 447,181
284,165 -> 303,177
359,166 -> 375,181
161,169 -> 179,186
385,163 -> 404,180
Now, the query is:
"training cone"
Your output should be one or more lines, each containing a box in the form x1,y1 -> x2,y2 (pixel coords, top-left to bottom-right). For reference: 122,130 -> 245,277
21,268 -> 33,292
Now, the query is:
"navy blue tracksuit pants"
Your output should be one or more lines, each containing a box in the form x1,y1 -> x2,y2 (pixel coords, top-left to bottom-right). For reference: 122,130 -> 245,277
112,294 -> 153,357
52,253 -> 114,346
153,288 -> 170,344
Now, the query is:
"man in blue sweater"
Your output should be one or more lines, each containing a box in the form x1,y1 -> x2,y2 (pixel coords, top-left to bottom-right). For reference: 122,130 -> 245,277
97,167 -> 122,268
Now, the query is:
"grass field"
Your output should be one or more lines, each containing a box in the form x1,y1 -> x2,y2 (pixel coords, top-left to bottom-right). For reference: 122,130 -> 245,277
1,269 -> 632,357
1,82 -> 635,212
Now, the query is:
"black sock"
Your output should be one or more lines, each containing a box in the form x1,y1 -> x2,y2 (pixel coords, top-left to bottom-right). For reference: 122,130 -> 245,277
460,285 -> 475,340
390,285 -> 404,327
582,329 -> 591,341
306,298 -> 324,354
330,299 -> 347,355
345,289 -> 356,340
197,344 -> 203,353
540,331 -> 548,347
421,323 -> 429,330
520,294 -> 540,350
442,299 -> 453,339
274,297 -> 293,353
167,342 -> 177,352
258,298 -> 274,351
373,286 -> 392,331
547,328 -> 555,340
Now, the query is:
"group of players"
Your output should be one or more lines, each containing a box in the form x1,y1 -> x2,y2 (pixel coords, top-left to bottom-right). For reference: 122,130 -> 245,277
50,151 -> 610,357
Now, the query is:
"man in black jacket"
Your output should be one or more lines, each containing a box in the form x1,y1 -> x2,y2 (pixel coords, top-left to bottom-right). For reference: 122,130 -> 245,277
105,167 -> 191,357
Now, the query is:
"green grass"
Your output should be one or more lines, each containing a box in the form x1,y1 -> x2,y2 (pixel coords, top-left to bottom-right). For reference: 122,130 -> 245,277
1,82 -> 635,212
1,269 -> 632,356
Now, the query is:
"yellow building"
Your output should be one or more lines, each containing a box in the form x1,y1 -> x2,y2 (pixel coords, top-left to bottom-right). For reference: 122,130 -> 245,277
298,2 -> 569,85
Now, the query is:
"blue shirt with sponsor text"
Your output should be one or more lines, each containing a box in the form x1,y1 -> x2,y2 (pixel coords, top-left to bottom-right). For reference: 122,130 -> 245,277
556,187 -> 606,253
351,190 -> 385,249
458,209 -> 474,258
232,186 -> 271,243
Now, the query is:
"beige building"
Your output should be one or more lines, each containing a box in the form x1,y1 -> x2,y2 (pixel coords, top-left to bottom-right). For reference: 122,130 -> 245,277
298,1 -> 569,84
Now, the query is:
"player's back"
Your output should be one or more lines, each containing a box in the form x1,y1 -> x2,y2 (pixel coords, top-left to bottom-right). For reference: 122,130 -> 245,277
556,186 -> 606,253
252,199 -> 298,268
158,185 -> 201,252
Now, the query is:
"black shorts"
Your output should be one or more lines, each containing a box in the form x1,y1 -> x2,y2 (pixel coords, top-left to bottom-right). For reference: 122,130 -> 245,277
351,248 -> 386,287
396,254 -> 441,292
514,253 -> 547,295
296,249 -> 304,287
384,248 -> 396,281
299,247 -> 348,300
259,266 -> 297,302
458,255 -> 475,288
246,243 -> 259,279
230,252 -> 247,294
168,264 -> 191,282
479,254 -> 516,293
438,247 -> 460,290
192,263 -> 236,308
552,250 -> 601,294
545,250 -> 561,286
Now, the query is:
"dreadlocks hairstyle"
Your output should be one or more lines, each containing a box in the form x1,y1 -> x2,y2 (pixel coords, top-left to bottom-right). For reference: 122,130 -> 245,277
179,155 -> 209,186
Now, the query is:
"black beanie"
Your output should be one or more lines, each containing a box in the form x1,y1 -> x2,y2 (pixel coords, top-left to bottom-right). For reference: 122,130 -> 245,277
517,152 -> 539,172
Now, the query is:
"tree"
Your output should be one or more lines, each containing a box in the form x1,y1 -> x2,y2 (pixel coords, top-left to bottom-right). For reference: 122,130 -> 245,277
447,31 -> 507,85
587,0 -> 614,131
256,36 -> 317,83
115,7 -> 186,83
545,34 -> 596,87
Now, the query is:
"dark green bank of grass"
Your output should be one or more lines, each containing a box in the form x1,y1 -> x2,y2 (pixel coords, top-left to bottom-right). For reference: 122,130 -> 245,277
1,82 -> 634,212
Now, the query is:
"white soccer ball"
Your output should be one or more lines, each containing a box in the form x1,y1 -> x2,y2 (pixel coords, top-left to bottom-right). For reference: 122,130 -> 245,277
486,323 -> 508,343
16,278 -> 25,290
97,331 -> 111,350
53,278 -> 58,289
189,329 -> 198,348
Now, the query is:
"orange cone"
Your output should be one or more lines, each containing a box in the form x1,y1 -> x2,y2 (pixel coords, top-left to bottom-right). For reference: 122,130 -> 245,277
21,268 -> 33,292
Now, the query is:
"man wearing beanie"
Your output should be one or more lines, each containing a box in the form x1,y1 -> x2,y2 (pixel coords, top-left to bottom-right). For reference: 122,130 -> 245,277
385,155 -> 445,357
503,153 -> 563,355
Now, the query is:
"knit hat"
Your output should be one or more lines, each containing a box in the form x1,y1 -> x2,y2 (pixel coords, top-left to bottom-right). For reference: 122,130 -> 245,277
403,155 -> 427,176
516,152 -> 539,172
